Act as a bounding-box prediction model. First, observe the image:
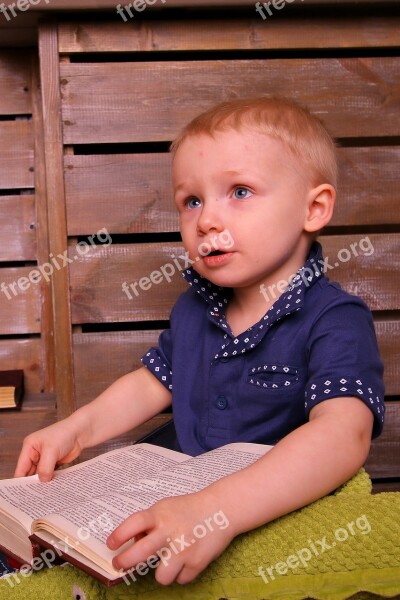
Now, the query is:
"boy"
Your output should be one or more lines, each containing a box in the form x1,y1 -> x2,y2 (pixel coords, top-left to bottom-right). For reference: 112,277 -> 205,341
15,97 -> 384,586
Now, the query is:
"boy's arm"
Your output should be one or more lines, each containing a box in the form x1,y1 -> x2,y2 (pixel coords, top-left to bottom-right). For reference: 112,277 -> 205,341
15,367 -> 171,481
107,396 -> 373,585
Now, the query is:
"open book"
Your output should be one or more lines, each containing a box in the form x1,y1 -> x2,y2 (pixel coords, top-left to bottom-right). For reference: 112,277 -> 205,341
0,442 -> 272,585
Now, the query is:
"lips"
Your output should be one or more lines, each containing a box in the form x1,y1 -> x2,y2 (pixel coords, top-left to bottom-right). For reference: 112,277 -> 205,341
202,250 -> 234,266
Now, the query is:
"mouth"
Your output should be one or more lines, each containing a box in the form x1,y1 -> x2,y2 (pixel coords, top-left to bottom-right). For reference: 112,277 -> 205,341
202,249 -> 234,266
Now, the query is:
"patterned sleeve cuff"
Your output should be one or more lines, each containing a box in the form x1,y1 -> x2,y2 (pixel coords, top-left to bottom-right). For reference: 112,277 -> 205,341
304,376 -> 385,437
141,347 -> 173,391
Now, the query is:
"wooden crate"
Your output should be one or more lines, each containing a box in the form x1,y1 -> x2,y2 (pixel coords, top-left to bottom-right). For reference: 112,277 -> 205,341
0,3 -> 399,489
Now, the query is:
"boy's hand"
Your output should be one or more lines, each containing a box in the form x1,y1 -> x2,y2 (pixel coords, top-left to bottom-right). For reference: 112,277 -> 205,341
14,418 -> 84,482
107,491 -> 233,585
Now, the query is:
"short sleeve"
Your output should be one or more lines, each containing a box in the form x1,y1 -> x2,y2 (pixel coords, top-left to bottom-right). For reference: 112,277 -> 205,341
304,299 -> 385,438
141,327 -> 173,391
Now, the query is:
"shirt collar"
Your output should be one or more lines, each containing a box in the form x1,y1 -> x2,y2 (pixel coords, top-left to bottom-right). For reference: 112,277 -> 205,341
182,242 -> 325,351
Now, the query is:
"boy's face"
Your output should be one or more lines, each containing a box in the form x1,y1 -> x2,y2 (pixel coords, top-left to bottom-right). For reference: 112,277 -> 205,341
172,128 -> 314,293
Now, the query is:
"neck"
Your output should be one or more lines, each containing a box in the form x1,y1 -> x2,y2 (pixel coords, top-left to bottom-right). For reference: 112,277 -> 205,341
226,249 -> 311,336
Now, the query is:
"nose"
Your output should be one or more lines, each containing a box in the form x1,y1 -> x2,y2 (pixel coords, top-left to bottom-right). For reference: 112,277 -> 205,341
196,199 -> 225,235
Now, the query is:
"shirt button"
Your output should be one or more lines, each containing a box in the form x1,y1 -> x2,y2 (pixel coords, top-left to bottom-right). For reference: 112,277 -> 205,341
216,395 -> 228,410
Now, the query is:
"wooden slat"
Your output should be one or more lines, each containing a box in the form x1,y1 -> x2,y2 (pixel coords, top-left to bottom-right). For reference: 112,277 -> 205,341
73,330 -> 161,404
333,147 -> 400,227
0,338 -> 43,393
60,58 -> 400,144
39,23 -> 74,418
0,394 -> 56,480
0,195 -> 36,261
32,53 -> 56,392
0,267 -> 41,334
0,50 -> 32,114
375,321 -> 400,397
69,234 -> 399,324
64,154 -> 175,235
64,147 -> 399,235
0,121 -> 34,189
59,18 -> 400,54
69,243 -> 187,323
365,401 -> 400,479
322,234 -> 400,311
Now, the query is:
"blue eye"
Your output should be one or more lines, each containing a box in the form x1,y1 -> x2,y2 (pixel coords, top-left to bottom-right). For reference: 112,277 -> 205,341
186,197 -> 202,209
233,187 -> 252,200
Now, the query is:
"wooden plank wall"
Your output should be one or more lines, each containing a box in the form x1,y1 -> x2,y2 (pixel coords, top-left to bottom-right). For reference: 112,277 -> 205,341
0,51 -> 56,478
42,7 -> 399,490
0,52 -> 41,388
0,5 -> 397,485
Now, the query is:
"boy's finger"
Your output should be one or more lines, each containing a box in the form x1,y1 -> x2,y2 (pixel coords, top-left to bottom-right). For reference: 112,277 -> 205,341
36,450 -> 59,482
112,530 -> 163,572
107,510 -> 154,550
14,448 -> 40,478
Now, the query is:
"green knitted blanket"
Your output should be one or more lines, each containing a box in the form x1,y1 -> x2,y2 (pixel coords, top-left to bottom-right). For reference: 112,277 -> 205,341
1,469 -> 399,600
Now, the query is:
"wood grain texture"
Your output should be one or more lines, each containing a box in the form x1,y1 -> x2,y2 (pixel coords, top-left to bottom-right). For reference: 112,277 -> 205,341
69,242 -> 187,323
59,18 -> 400,54
321,234 -> 400,312
60,58 -> 400,144
0,394 -> 56,480
0,267 -> 41,334
39,23 -> 74,417
64,153 -> 175,235
0,195 -> 37,261
0,50 -> 32,114
375,320 -> 400,397
333,146 -> 400,227
0,338 -> 43,393
68,234 -> 399,324
73,330 -> 161,405
64,147 -> 400,235
0,121 -> 34,189
365,400 -> 400,478
31,53 -> 56,392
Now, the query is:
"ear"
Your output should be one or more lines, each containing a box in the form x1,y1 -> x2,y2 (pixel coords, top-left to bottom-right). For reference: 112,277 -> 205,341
303,184 -> 336,233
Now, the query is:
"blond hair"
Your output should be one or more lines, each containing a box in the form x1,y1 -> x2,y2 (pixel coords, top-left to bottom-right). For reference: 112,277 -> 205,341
170,96 -> 338,188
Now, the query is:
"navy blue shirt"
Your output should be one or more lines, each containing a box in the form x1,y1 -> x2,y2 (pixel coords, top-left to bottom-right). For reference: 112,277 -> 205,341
142,242 -> 385,456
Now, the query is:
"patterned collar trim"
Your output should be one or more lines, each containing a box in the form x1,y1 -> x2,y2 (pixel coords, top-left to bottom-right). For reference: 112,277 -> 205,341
182,242 -> 325,354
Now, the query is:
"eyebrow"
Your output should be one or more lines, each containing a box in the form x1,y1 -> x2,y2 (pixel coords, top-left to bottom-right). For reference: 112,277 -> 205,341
222,170 -> 244,176
174,182 -> 190,193
174,169 -> 245,191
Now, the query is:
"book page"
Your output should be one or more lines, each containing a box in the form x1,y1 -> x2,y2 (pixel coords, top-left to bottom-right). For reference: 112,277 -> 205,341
33,442 -> 273,572
0,444 -> 187,525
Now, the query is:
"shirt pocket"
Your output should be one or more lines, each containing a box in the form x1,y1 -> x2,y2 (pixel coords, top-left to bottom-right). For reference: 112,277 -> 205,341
247,364 -> 299,389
